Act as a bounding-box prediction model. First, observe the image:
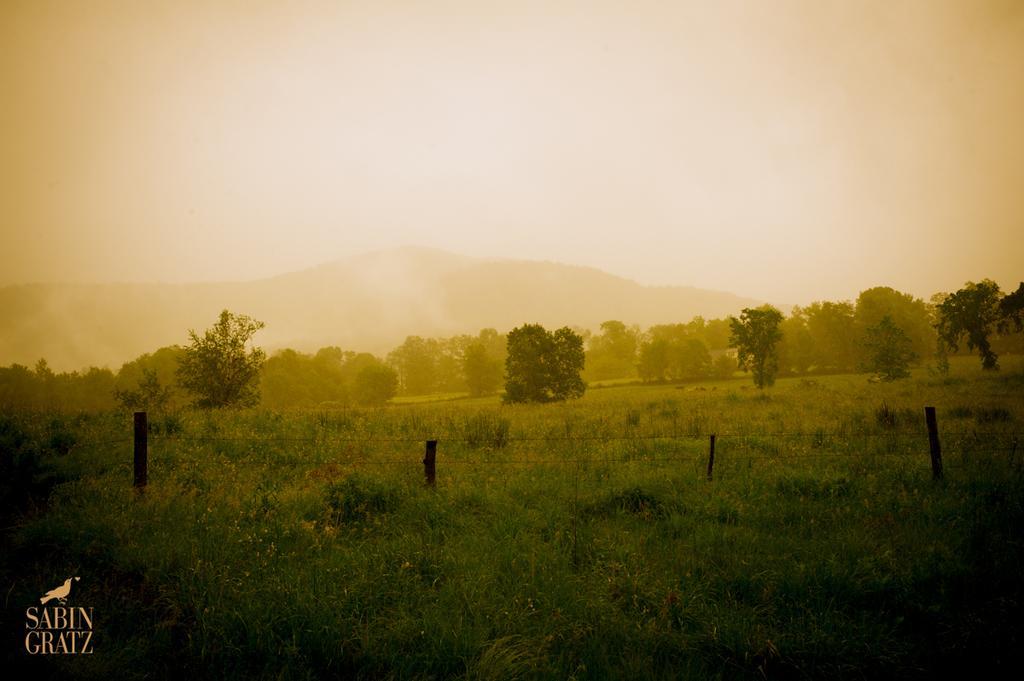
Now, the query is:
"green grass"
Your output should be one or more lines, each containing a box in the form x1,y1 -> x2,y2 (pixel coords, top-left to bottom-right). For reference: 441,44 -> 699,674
3,356 -> 1023,679
392,392 -> 474,405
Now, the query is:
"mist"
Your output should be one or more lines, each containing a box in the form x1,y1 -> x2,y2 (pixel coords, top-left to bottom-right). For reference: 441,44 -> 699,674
3,5 -> 1024,676
2,0 -> 1022,304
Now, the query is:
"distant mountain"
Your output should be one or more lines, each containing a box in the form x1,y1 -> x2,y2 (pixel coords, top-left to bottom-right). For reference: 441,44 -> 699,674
0,247 -> 768,371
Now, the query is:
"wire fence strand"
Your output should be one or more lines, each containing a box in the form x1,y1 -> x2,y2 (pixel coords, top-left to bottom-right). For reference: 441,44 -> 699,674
62,429 -> 1023,475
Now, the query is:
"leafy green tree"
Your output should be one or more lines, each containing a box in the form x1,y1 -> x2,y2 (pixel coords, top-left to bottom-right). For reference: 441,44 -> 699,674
729,306 -> 784,389
935,280 -> 1003,370
803,301 -> 857,371
67,367 -> 117,411
504,324 -> 585,403
711,353 -> 737,379
678,316 -> 732,351
776,309 -> 814,374
0,361 -> 116,411
637,324 -> 712,382
476,328 -> 508,364
33,359 -> 57,406
352,362 -> 399,406
260,347 -> 351,409
115,346 -> 184,409
585,320 -> 639,381
261,349 -> 314,408
863,315 -> 917,381
927,293 -> 951,375
434,336 -> 470,393
114,368 -> 174,412
387,336 -> 439,395
0,364 -> 37,410
675,338 -> 712,379
549,327 -> 587,400
637,338 -> 671,382
177,310 -> 266,408
462,342 -> 503,396
999,282 -> 1024,333
854,287 -> 934,361
700,318 -> 733,351
505,324 -> 552,402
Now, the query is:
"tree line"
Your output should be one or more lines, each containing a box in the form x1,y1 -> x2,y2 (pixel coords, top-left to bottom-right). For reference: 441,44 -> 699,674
0,280 -> 1020,411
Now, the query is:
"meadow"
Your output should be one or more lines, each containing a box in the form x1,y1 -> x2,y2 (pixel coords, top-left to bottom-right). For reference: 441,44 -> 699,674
3,356 -> 1023,680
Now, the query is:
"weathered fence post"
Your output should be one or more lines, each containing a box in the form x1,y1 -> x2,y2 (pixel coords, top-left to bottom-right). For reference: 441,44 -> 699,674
706,434 -> 716,482
423,440 -> 437,487
924,406 -> 943,481
134,411 -> 148,490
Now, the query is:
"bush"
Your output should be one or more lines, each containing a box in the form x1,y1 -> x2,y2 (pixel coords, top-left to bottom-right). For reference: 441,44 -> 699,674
46,417 -> 77,455
1,417 -> 37,514
587,487 -> 668,520
322,475 -> 400,524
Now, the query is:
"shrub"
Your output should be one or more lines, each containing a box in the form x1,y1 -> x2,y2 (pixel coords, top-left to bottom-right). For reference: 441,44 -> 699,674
323,475 -> 400,524
587,487 -> 668,520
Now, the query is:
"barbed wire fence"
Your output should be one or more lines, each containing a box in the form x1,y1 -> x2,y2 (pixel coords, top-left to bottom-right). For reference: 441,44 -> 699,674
62,409 -> 1022,488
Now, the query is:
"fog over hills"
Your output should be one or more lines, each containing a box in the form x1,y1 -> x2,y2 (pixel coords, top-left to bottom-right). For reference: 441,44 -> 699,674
0,247 -> 768,371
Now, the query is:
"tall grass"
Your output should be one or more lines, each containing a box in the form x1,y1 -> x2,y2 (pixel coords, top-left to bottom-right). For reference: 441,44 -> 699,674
2,356 -> 1022,679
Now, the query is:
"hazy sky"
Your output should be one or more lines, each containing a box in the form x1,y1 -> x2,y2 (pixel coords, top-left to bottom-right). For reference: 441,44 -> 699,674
2,0 -> 1021,304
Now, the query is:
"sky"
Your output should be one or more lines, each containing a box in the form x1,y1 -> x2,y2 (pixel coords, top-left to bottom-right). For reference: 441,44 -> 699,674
1,0 -> 1021,304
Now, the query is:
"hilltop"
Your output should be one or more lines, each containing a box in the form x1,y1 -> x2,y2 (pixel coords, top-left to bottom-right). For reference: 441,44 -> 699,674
0,247 -> 766,370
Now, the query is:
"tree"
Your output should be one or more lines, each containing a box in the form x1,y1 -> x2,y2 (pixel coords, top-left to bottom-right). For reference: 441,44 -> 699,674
504,324 -> 585,403
674,338 -> 712,380
935,280 -> 1003,370
803,301 -> 857,371
0,361 -> 116,411
259,347 -> 351,409
776,309 -> 814,374
387,336 -> 439,395
711,353 -> 737,379
854,287 -> 934,361
434,336 -> 470,393
115,346 -> 184,410
462,342 -> 503,397
637,324 -> 712,382
700,318 -> 733,351
729,306 -> 784,389
177,310 -> 266,408
549,327 -> 587,399
637,338 -> 672,382
928,293 -> 951,375
114,368 -> 174,412
999,283 -> 1024,333
352,363 -> 399,406
585,320 -> 639,381
863,315 -> 917,381
33,359 -> 57,406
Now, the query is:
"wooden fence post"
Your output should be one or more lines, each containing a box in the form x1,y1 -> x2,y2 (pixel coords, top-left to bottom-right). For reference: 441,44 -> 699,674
706,434 -> 716,482
134,411 -> 148,490
424,440 -> 437,487
924,406 -> 943,481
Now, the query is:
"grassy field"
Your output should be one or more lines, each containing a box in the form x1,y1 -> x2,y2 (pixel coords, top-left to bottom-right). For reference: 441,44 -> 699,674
3,356 -> 1023,679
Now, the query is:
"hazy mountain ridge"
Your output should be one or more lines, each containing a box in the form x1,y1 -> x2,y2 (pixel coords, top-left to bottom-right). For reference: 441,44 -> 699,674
0,248 -> 767,371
